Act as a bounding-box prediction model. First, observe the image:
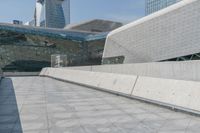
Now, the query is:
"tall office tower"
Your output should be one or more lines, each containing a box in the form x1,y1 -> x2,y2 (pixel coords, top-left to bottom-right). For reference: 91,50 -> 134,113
35,0 -> 70,28
145,0 -> 182,15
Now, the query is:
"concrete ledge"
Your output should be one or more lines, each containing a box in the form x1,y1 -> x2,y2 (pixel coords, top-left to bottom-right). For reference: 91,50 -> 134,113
40,67 -> 200,115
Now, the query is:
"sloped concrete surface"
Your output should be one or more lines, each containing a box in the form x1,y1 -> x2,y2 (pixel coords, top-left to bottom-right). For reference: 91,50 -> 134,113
0,76 -> 200,133
40,68 -> 200,114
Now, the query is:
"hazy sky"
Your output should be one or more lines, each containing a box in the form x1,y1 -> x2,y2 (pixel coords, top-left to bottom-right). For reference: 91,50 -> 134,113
0,0 -> 145,24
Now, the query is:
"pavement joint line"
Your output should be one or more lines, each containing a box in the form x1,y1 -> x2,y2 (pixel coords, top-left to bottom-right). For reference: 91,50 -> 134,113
44,77 -> 51,133
130,75 -> 139,95
98,89 -> 154,131
183,118 -> 193,133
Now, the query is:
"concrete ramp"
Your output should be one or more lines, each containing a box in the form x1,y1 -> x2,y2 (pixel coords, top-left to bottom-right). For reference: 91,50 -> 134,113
3,76 -> 200,132
40,67 -> 200,115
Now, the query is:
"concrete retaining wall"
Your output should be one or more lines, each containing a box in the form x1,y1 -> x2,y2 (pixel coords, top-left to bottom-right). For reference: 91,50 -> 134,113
67,61 -> 200,81
40,67 -> 200,114
133,76 -> 200,112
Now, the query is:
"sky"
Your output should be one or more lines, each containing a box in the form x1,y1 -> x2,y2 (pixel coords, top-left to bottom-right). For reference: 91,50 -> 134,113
0,0 -> 145,24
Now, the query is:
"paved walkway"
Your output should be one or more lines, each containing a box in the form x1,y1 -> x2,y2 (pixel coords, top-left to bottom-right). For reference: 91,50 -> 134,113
0,76 -> 200,133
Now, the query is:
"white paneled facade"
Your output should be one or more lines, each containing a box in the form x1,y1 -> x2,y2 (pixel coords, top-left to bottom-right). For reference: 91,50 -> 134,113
102,0 -> 200,64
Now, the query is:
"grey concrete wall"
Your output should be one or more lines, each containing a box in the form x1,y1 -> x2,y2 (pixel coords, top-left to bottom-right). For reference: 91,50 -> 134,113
133,76 -> 200,113
40,68 -> 137,95
103,0 -> 200,63
67,61 -> 200,81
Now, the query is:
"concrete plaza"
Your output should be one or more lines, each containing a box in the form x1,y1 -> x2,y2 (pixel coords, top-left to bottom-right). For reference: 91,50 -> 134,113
0,76 -> 200,133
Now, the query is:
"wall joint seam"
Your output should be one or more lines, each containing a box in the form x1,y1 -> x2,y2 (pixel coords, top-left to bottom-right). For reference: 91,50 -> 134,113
130,75 -> 139,95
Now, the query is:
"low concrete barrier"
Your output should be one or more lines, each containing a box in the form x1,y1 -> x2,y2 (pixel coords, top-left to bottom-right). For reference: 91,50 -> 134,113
3,72 -> 39,76
132,76 -> 200,113
40,67 -> 200,115
67,61 -> 200,81
40,68 -> 137,95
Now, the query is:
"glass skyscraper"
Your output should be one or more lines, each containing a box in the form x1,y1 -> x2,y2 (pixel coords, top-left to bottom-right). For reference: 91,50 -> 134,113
35,0 -> 70,28
145,0 -> 182,15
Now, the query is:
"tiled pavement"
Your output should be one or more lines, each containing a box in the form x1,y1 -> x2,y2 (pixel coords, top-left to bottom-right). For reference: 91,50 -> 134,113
0,76 -> 200,133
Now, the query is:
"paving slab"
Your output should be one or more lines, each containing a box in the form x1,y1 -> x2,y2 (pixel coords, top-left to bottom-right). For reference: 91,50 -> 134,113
0,76 -> 200,133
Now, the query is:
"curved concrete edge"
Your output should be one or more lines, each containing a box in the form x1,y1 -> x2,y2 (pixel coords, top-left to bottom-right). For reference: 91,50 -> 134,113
40,67 -> 200,115
40,68 -> 49,76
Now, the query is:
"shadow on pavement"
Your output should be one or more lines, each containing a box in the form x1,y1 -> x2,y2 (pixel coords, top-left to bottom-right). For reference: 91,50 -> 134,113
0,77 -> 23,133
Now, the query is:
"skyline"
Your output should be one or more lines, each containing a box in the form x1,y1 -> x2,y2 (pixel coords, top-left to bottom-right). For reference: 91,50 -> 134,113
0,0 -> 145,24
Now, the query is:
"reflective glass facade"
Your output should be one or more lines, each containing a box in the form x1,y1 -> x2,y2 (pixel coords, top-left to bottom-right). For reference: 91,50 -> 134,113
145,0 -> 182,15
0,23 -> 107,71
35,0 -> 70,28
45,0 -> 70,28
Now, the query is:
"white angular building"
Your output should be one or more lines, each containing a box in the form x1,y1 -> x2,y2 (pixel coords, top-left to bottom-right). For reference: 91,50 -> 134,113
35,0 -> 70,28
102,0 -> 200,64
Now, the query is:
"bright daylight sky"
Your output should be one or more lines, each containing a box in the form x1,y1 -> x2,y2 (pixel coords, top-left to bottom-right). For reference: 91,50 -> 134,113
0,0 -> 145,24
